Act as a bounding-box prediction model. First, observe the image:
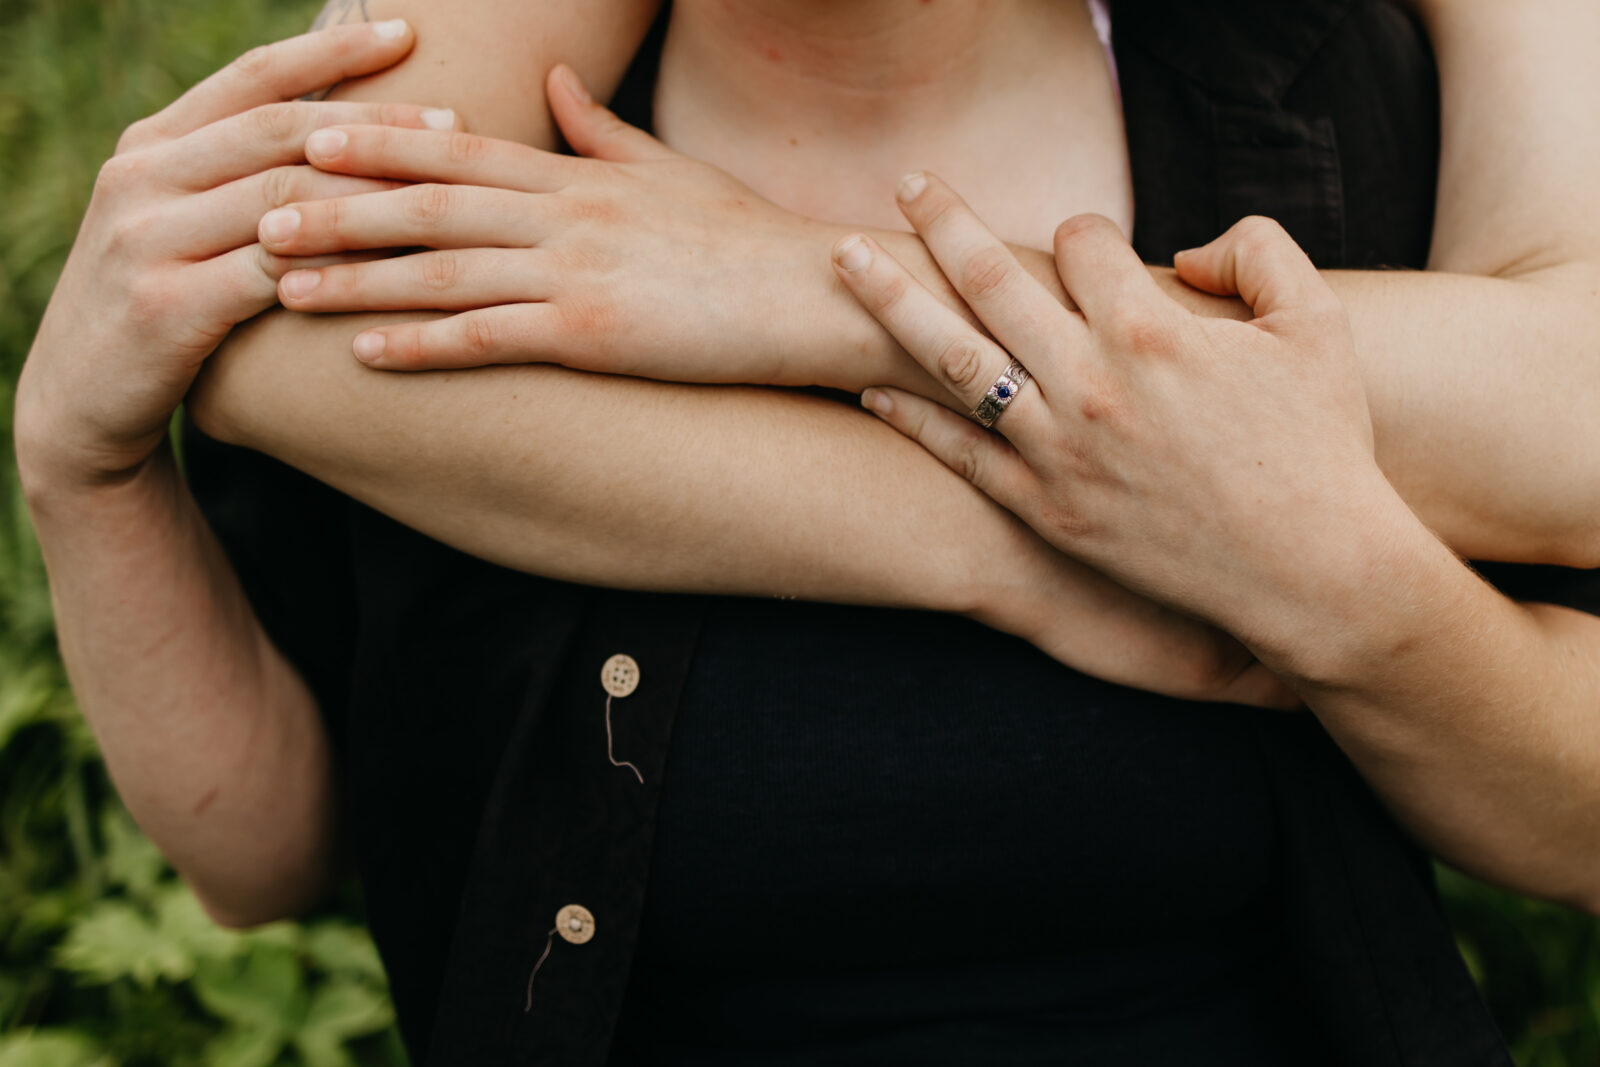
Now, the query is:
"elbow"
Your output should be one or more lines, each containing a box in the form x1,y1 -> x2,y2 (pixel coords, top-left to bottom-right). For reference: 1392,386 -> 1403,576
190,872 -> 335,931
195,894 -> 291,932
184,840 -> 347,931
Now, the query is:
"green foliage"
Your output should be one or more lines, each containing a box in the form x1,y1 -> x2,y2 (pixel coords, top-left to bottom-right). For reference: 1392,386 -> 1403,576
0,0 -> 1597,1062
0,2 -> 410,1064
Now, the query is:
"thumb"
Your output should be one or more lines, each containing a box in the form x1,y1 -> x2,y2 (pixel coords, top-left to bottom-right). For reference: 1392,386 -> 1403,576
547,63 -> 676,162
1172,216 -> 1334,323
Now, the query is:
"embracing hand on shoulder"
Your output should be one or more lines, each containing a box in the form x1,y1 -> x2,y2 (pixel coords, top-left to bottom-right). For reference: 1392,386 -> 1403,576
258,65 -> 848,386
839,174 -> 1423,669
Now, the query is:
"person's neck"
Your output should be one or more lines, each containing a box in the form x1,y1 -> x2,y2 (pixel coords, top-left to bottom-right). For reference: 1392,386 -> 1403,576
657,0 -> 1081,150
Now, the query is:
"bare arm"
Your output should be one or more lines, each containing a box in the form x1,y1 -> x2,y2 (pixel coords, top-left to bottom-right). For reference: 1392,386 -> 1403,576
15,5 -> 663,930
208,1 -> 1288,702
835,180 -> 1600,912
851,0 -> 1600,565
239,0 -> 1600,581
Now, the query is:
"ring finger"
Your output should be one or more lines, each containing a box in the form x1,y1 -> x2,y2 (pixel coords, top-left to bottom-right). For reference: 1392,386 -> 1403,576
831,234 -> 1048,440
277,248 -> 548,311
259,184 -> 547,256
167,166 -> 405,260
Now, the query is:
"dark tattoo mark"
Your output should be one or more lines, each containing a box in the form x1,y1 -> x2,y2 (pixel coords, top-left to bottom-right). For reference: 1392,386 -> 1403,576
306,0 -> 374,100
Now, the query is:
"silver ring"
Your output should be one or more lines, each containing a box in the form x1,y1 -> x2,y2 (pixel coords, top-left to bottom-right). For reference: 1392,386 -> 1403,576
971,359 -> 1030,428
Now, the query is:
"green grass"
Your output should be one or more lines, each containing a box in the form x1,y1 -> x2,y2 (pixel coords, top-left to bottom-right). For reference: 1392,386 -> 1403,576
0,0 -> 1597,1063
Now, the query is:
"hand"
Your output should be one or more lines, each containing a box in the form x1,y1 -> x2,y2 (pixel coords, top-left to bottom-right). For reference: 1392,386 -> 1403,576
255,65 -> 850,385
994,539 -> 1302,709
14,20 -> 458,490
839,174 -> 1408,664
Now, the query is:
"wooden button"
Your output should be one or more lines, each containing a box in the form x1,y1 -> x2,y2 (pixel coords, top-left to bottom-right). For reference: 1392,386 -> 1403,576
555,904 -> 595,945
600,654 -> 640,698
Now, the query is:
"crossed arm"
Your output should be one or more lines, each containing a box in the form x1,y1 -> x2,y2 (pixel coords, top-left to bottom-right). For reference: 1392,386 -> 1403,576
192,0 -> 1600,906
24,0 -> 1600,926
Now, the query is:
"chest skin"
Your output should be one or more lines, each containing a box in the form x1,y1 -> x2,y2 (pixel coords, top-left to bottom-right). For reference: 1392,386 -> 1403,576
651,0 -> 1134,250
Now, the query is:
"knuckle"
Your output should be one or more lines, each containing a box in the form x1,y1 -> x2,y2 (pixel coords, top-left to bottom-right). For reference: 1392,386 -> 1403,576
374,101 -> 405,128
1075,375 -> 1120,422
260,165 -> 300,209
936,338 -> 989,392
105,209 -> 158,255
94,152 -> 145,197
232,43 -> 275,82
419,252 -> 461,292
446,131 -> 488,165
1105,309 -> 1175,354
1054,213 -> 1107,247
863,273 -> 910,316
917,191 -> 961,230
565,195 -> 620,226
115,118 -> 158,154
249,245 -> 287,286
1036,495 -> 1095,543
560,296 -> 616,338
461,316 -> 496,354
406,183 -> 455,224
958,246 -> 1015,301
319,195 -> 345,238
945,428 -> 988,484
250,101 -> 301,144
1233,215 -> 1287,254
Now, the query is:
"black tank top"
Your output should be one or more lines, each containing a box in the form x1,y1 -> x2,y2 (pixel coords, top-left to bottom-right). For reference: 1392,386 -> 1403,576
605,15 -> 1308,1060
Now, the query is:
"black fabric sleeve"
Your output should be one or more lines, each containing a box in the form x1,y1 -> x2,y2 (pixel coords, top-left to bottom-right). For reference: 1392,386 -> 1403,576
179,413 -> 360,766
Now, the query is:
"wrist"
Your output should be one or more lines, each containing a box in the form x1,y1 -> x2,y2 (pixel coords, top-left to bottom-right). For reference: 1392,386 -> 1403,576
19,432 -> 179,530
14,365 -> 167,503
1245,483 -> 1467,690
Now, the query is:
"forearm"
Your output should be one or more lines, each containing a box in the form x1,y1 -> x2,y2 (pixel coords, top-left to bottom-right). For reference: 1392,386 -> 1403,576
1257,495 -> 1600,911
18,448 -> 339,926
200,310 -> 1047,614
190,307 -> 1279,704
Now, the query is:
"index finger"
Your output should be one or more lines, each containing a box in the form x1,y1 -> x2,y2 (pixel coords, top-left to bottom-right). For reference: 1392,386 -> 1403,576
128,21 -> 417,148
302,125 -> 575,194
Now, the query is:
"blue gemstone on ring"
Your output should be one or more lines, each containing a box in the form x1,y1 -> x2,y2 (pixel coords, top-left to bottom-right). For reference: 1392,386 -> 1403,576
996,384 -> 1013,399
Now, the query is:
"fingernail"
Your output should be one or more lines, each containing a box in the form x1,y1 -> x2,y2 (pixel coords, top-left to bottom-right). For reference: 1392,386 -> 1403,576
896,172 -> 928,203
421,107 -> 455,130
861,388 -> 892,415
834,235 -> 872,272
353,332 -> 387,363
373,18 -> 408,40
559,65 -> 592,105
305,128 -> 348,158
259,208 -> 301,243
280,270 -> 321,299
